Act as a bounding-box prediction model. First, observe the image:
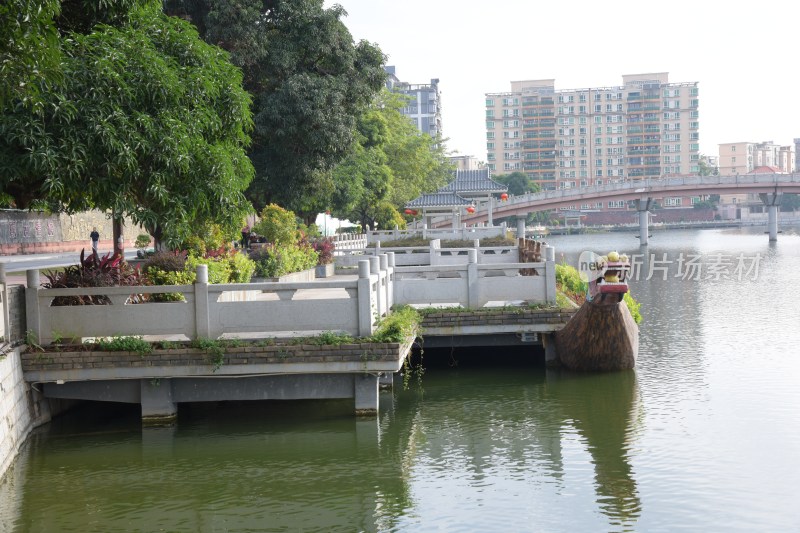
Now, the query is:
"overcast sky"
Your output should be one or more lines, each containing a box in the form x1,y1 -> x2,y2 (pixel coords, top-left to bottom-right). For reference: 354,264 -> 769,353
324,0 -> 800,161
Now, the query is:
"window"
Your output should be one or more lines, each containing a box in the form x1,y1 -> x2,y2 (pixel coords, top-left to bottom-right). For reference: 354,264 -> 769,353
608,200 -> 625,208
487,142 -> 495,149
487,132 -> 495,139
486,110 -> 495,118
485,98 -> 494,106
595,104 -> 602,113
486,121 -> 495,129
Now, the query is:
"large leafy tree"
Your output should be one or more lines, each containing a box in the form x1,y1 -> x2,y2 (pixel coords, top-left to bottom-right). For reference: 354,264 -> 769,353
164,0 -> 386,220
0,1 -> 254,246
331,90 -> 453,229
493,171 -> 541,196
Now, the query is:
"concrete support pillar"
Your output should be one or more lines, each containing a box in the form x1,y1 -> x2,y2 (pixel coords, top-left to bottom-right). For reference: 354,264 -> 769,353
354,373 -> 379,416
543,333 -> 559,367
759,193 -> 782,241
488,196 -> 494,226
517,217 -> 526,240
638,210 -> 649,246
768,205 -> 778,241
140,378 -> 177,426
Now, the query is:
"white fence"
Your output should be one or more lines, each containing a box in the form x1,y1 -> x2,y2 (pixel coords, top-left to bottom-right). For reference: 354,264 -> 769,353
23,245 -> 556,344
365,224 -> 507,244
335,239 -> 521,268
393,249 -> 555,308
333,233 -> 367,251
24,259 -> 392,345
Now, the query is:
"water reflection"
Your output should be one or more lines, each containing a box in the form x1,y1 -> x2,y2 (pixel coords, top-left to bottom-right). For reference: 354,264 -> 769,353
545,369 -> 641,526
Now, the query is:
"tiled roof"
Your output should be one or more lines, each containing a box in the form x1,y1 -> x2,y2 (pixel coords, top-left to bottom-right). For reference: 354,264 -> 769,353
406,192 -> 473,208
748,166 -> 784,174
438,169 -> 508,193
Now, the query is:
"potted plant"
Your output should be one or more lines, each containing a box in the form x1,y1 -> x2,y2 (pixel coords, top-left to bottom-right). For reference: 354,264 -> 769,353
135,233 -> 152,258
312,238 -> 335,278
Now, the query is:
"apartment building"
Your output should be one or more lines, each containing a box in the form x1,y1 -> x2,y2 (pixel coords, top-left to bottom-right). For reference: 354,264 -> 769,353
385,66 -> 442,138
717,141 -> 795,213
718,141 -> 795,176
484,73 -> 700,196
449,155 -> 484,171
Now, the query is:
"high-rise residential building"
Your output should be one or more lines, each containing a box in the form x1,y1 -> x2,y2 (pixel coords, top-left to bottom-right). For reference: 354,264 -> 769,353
484,73 -> 700,191
385,66 -> 442,138
718,141 -> 795,176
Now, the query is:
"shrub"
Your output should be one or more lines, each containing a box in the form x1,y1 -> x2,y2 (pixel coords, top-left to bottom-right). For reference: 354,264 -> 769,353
143,251 -> 187,274
250,243 -> 318,278
252,204 -> 298,246
185,255 -> 232,284
42,250 -> 147,305
227,251 -> 256,283
145,268 -> 195,302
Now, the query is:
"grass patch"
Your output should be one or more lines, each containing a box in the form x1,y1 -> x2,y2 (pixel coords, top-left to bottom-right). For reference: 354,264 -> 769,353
92,335 -> 152,356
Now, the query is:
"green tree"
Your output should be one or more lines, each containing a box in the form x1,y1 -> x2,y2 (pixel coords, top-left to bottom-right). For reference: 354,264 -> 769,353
0,1 -> 254,247
698,154 -> 719,176
0,0 -> 62,110
330,90 -> 452,228
493,171 -> 541,196
165,0 -> 387,220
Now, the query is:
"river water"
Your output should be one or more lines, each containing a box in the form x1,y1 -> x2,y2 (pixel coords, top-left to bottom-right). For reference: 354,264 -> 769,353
2,226 -> 800,532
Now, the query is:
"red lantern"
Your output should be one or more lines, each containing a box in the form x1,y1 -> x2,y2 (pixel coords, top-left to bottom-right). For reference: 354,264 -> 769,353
500,193 -> 509,201
404,209 -> 413,215
411,210 -> 418,216
466,206 -> 475,214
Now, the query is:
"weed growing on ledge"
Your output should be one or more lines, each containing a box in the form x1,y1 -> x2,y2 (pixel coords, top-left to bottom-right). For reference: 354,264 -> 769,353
93,336 -> 152,356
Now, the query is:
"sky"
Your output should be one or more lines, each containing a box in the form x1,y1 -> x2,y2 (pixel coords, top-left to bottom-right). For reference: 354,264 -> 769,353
324,0 -> 800,162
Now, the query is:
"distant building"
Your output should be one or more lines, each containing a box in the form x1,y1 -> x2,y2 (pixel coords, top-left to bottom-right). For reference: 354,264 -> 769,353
717,141 -> 795,216
448,155 -> 484,171
718,141 -> 795,176
385,66 -> 442,138
484,72 -> 700,193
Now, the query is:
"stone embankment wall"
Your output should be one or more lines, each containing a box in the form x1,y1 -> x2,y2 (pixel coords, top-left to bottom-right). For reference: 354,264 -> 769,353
0,280 -> 53,482
0,209 -> 142,255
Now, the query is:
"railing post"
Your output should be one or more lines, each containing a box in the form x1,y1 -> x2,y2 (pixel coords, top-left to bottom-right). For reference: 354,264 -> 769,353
386,252 -> 395,310
369,256 -> 382,318
357,260 -> 374,337
430,239 -> 439,266
195,264 -> 210,339
543,245 -> 556,303
467,249 -> 479,309
379,254 -> 390,315
25,269 -> 41,343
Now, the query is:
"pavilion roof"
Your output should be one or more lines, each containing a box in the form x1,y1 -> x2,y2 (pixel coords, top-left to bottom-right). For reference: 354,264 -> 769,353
405,192 -> 473,209
437,169 -> 507,194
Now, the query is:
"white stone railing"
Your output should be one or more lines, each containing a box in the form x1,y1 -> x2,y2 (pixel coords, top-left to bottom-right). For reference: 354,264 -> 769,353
24,259 -> 393,345
335,239 -> 521,268
365,224 -> 507,244
393,248 -> 556,308
333,233 -> 367,251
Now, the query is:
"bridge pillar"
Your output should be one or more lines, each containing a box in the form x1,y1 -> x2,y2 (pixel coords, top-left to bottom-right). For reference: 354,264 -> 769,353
141,378 -> 177,426
760,193 -> 782,241
634,198 -> 653,246
517,217 -> 526,239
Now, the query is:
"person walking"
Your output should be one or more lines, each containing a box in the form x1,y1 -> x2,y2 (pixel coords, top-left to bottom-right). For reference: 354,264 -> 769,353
241,224 -> 250,249
90,227 -> 100,254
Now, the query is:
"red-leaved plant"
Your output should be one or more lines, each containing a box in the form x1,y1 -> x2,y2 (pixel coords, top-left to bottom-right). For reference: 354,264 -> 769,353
42,249 -> 148,305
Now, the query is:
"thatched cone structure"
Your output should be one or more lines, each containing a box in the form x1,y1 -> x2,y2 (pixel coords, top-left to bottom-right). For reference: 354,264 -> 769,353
555,299 -> 638,371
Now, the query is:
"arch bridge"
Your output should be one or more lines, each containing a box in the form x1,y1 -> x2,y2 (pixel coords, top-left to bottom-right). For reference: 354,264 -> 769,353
447,173 -> 800,244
